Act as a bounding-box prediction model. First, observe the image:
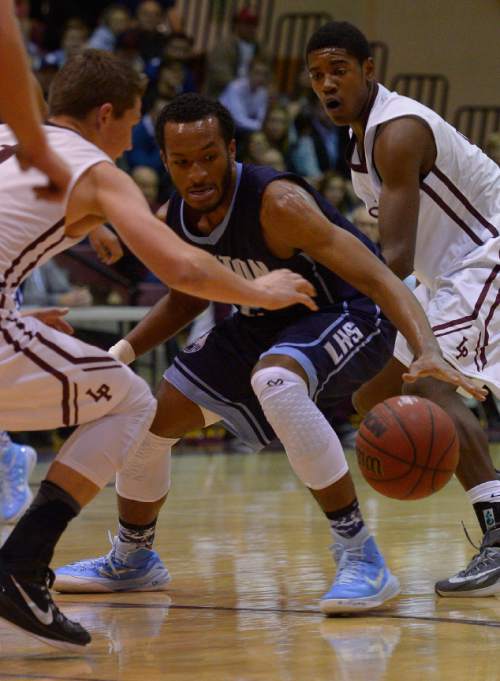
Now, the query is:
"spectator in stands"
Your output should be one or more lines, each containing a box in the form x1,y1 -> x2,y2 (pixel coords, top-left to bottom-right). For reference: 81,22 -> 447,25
318,170 -> 354,217
131,165 -> 161,211
135,0 -> 168,62
262,104 -> 294,168
15,0 -> 43,66
486,131 -> 500,166
287,67 -> 313,120
87,4 -> 130,51
125,97 -> 170,173
144,57 -> 186,110
351,204 -> 380,245
291,97 -> 349,178
156,58 -> 186,97
44,21 -> 89,69
114,28 -> 145,73
35,57 -> 59,98
260,147 -> 287,172
241,130 -> 270,164
22,260 -> 93,308
146,32 -> 197,93
288,108 -> 322,181
120,0 -> 182,32
219,56 -> 271,135
205,7 -> 262,98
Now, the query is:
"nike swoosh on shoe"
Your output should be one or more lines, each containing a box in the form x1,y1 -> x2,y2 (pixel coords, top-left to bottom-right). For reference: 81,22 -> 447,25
448,566 -> 500,584
12,576 -> 53,625
365,570 -> 385,589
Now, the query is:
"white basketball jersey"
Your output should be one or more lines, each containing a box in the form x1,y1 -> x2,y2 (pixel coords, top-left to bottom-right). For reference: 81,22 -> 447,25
349,84 -> 500,289
0,124 -> 112,311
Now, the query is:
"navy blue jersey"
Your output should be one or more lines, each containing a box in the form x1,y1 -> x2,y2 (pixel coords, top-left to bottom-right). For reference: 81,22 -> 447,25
165,163 -> 382,322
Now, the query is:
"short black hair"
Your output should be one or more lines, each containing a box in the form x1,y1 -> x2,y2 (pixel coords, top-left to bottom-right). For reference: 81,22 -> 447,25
155,93 -> 235,151
306,21 -> 372,64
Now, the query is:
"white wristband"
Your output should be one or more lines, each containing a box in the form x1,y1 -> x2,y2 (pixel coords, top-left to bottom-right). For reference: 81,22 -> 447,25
108,339 -> 136,365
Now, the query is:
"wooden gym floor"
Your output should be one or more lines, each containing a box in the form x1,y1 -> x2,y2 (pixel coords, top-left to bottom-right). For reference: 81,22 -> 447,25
1,444 -> 500,681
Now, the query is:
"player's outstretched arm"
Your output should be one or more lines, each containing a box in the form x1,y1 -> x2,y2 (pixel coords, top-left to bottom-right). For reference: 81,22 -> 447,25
260,180 -> 486,401
109,290 -> 210,363
81,163 -> 317,312
0,1 -> 70,198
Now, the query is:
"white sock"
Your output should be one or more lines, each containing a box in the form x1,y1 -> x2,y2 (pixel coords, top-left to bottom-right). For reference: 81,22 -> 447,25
467,480 -> 500,504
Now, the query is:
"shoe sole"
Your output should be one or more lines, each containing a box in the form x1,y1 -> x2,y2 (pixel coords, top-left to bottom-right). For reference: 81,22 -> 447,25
320,575 -> 401,615
0,616 -> 90,653
2,447 -> 37,525
53,571 -> 171,594
436,582 -> 500,598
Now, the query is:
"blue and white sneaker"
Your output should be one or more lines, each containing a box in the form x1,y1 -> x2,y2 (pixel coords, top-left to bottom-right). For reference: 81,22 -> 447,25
0,442 -> 37,524
54,535 -> 171,593
320,536 -> 400,615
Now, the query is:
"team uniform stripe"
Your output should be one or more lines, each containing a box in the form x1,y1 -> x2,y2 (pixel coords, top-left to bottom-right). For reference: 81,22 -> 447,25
0,324 -> 71,426
0,218 -> 65,292
479,288 -> 500,369
6,314 -> 118,365
11,233 -> 66,288
173,358 -> 270,447
420,182 -> 484,246
434,324 -> 473,338
431,166 -> 499,238
431,264 -> 500,331
82,365 -> 123,372
73,382 -> 79,426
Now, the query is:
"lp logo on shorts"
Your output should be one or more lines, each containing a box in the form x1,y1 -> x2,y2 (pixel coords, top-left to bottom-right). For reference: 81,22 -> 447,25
86,384 -> 112,402
324,321 -> 364,365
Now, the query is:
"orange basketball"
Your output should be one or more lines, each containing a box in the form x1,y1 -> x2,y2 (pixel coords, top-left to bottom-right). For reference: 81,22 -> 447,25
356,396 -> 459,500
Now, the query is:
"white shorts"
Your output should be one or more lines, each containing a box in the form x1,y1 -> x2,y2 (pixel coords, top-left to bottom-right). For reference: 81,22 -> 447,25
394,244 -> 500,398
0,310 -> 141,431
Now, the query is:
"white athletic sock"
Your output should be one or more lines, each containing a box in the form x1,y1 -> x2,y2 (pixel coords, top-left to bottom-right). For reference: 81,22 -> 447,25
467,480 -> 500,504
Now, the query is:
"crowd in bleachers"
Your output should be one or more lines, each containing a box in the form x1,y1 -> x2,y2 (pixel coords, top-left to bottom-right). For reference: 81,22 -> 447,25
13,0 -> 500,447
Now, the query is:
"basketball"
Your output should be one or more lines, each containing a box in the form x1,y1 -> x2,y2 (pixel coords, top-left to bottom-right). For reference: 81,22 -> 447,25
356,396 -> 459,500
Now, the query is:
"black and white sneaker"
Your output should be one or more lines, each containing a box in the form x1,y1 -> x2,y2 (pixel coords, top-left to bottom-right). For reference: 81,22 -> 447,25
435,527 -> 500,597
0,564 -> 91,651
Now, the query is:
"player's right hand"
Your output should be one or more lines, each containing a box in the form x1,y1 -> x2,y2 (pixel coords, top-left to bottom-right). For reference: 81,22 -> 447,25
17,140 -> 71,201
253,269 -> 318,311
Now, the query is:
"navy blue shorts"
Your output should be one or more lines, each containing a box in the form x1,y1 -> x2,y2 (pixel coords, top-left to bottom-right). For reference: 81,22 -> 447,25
165,302 -> 396,450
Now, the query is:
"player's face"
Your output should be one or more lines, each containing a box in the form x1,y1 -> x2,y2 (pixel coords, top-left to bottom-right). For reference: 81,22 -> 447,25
307,48 -> 374,126
163,117 -> 236,214
100,97 -> 142,160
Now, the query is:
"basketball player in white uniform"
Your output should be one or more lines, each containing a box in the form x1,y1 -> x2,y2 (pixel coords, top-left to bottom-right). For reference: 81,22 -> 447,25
307,21 -> 500,596
0,49 -> 316,652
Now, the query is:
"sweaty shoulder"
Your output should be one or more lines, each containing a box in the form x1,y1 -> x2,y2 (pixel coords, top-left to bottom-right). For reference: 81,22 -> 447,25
261,178 -> 319,221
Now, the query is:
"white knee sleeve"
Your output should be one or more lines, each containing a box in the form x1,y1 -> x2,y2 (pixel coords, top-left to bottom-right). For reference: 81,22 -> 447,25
251,367 -> 348,490
115,403 -> 220,502
116,431 -> 177,502
57,372 -> 156,489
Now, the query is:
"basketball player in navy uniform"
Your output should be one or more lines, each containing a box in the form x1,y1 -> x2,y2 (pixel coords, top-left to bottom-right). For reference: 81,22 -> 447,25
0,52 -> 316,651
305,21 -> 500,596
55,94 -> 482,614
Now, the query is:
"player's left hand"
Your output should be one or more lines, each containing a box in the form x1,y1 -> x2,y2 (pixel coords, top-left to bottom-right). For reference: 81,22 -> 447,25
89,225 -> 124,264
403,353 -> 488,401
22,307 -> 74,335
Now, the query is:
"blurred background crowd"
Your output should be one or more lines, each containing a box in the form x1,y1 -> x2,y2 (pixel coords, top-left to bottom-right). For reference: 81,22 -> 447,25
11,0 -> 500,450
